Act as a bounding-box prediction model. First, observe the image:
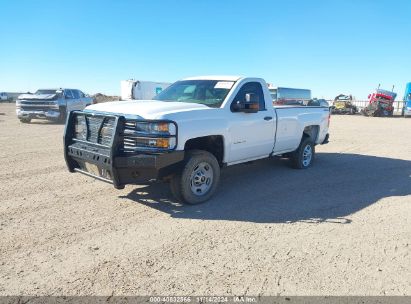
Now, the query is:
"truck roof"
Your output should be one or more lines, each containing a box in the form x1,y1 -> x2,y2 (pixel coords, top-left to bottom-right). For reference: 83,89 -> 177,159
182,75 -> 242,81
36,88 -> 75,91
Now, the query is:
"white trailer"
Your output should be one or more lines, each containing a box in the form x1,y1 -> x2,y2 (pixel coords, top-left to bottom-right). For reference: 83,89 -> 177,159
120,80 -> 171,100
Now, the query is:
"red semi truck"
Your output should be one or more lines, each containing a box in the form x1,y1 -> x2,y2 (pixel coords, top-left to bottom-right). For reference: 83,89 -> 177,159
362,86 -> 397,117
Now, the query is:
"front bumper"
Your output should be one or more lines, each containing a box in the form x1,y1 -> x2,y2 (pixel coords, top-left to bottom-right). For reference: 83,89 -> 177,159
331,108 -> 351,114
17,108 -> 60,120
64,111 -> 184,189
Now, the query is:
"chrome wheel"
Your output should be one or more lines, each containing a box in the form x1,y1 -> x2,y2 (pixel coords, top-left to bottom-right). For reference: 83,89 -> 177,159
190,161 -> 214,196
302,144 -> 312,167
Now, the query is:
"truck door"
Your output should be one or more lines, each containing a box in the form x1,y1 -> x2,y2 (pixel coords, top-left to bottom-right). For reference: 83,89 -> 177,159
70,89 -> 82,110
227,82 -> 276,163
77,90 -> 90,109
64,90 -> 76,112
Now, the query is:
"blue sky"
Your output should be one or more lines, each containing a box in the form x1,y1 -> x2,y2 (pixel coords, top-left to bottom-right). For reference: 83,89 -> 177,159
1,0 -> 410,99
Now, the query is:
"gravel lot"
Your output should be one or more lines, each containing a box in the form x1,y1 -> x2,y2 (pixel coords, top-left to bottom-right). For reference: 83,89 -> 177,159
0,103 -> 410,296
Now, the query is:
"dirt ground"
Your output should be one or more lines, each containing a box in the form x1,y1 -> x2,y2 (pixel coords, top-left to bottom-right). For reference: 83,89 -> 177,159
0,103 -> 410,296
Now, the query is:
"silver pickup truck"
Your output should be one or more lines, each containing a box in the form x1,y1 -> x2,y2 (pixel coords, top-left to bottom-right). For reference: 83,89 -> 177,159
16,88 -> 93,123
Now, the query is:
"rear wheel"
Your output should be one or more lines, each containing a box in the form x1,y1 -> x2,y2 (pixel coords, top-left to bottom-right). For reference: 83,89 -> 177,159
290,137 -> 315,169
170,150 -> 220,204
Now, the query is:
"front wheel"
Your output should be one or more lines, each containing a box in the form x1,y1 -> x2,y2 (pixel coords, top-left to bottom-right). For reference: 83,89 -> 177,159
19,118 -> 31,123
290,137 -> 315,169
170,150 -> 220,204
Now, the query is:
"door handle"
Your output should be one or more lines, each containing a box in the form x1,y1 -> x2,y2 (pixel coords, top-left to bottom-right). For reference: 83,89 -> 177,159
264,116 -> 273,121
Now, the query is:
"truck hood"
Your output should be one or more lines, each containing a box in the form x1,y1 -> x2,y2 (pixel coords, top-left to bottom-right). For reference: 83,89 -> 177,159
85,100 -> 210,119
18,93 -> 57,100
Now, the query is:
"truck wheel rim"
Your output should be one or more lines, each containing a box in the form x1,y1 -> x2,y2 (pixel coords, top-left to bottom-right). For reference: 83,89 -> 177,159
302,145 -> 312,167
190,162 -> 213,196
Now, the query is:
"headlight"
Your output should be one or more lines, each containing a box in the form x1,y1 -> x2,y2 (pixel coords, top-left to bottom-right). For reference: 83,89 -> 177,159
127,121 -> 176,136
74,115 -> 87,140
123,120 -> 177,152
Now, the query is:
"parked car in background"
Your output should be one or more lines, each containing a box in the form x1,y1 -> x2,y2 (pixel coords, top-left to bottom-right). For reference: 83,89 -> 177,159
16,88 -> 93,123
64,76 -> 330,204
120,79 -> 171,100
331,94 -> 358,114
267,84 -> 311,106
402,82 -> 411,117
0,92 -> 9,101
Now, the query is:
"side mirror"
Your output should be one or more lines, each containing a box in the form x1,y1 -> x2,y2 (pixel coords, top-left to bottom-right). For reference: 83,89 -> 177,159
245,93 -> 256,103
232,93 -> 260,113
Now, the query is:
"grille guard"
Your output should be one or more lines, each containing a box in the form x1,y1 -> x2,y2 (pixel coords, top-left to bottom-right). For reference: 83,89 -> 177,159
64,111 -> 126,188
63,111 -> 180,189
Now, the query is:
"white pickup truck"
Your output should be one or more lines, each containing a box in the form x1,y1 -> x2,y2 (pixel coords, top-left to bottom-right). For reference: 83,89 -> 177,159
64,76 -> 330,204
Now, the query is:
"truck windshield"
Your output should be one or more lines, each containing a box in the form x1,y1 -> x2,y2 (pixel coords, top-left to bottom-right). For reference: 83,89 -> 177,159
35,89 -> 57,95
153,80 -> 233,108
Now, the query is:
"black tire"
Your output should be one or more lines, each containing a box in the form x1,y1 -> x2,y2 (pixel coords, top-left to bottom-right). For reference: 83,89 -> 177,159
170,150 -> 220,204
290,137 -> 315,169
58,107 -> 67,123
19,118 -> 31,123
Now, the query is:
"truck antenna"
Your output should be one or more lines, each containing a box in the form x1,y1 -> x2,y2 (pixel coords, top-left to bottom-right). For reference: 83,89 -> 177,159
392,85 -> 395,92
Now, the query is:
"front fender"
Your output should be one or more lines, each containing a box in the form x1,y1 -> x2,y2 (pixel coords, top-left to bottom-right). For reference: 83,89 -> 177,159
175,118 -> 229,160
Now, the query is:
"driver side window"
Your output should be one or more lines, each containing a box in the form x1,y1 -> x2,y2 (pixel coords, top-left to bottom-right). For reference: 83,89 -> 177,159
231,82 -> 266,111
65,90 -> 73,99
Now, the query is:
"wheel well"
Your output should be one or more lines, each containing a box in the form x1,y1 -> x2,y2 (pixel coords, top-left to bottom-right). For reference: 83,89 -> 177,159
184,135 -> 224,166
303,125 -> 319,142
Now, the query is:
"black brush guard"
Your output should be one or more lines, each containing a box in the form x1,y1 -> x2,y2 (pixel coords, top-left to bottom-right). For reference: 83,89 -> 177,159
64,111 -> 184,189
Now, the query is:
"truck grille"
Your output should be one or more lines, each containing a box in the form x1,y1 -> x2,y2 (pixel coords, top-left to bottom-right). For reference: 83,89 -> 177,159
19,101 -> 55,105
21,106 -> 52,111
73,113 -> 116,147
19,101 -> 57,111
